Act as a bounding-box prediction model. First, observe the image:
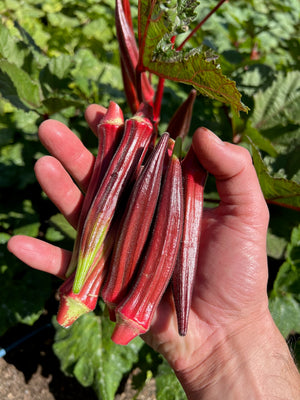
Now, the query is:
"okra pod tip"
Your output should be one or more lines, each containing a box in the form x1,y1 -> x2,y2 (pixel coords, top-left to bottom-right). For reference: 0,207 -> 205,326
111,316 -> 146,345
57,296 -> 91,328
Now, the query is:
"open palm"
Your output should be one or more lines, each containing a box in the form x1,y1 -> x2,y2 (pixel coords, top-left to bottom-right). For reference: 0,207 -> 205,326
8,104 -> 270,373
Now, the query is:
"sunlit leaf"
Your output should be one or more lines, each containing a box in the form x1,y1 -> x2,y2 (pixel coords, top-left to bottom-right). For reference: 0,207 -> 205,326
156,357 -> 187,400
53,312 -> 144,400
138,0 -> 248,113
269,225 -> 300,338
251,71 -> 300,132
0,59 -> 42,109
49,213 -> 77,241
250,140 -> 300,210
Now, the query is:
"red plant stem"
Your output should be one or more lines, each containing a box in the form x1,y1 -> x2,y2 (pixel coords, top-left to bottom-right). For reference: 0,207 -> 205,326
266,199 -> 300,212
177,0 -> 228,51
135,69 -> 143,103
153,77 -> 165,123
152,35 -> 176,124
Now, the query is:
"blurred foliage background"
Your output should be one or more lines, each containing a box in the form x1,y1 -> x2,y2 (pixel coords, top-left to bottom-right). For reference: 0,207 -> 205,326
0,0 -> 299,399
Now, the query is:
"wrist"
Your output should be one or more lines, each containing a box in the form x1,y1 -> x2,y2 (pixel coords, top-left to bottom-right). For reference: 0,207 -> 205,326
174,312 -> 300,400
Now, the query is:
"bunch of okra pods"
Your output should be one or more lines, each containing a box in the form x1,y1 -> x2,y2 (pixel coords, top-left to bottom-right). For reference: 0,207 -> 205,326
56,99 -> 207,344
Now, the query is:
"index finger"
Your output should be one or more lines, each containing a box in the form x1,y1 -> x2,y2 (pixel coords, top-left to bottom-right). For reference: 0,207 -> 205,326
38,105 -> 106,192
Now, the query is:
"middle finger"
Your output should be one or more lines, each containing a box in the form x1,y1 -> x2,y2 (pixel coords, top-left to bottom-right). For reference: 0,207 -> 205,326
34,156 -> 83,229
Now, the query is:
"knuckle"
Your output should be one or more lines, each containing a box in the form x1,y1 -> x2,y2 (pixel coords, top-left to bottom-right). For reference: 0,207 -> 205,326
238,145 -> 253,167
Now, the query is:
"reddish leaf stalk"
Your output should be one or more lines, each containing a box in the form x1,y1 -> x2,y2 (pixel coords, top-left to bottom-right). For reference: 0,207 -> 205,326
65,101 -> 124,277
152,36 -> 176,124
72,104 -> 154,293
101,132 -> 170,319
172,145 -> 207,336
153,77 -> 165,124
111,138 -> 184,345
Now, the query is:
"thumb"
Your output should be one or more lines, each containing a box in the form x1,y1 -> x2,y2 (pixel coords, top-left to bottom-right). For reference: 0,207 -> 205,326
192,127 -> 269,225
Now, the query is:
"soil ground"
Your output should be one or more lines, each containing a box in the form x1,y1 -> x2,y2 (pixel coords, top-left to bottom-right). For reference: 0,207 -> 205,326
0,319 -> 156,400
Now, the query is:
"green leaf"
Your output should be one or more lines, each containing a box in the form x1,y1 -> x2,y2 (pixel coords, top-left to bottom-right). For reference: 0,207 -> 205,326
53,312 -> 144,400
235,64 -> 276,97
0,113 -> 15,146
71,49 -> 103,79
48,54 -> 73,79
0,269 -> 52,335
0,234 -> 52,335
156,357 -> 187,400
269,295 -> 300,338
269,225 -> 300,338
47,12 -> 79,29
243,121 -> 278,157
267,229 -> 288,260
42,94 -> 86,115
12,109 -> 40,135
0,142 -> 36,189
250,140 -> 300,210
138,0 -> 248,113
0,199 -> 40,237
0,59 -> 42,109
251,71 -> 300,132
48,213 -> 77,241
0,22 -> 26,67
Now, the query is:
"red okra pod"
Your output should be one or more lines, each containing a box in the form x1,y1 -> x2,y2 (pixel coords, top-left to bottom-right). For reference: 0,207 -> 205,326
101,132 -> 170,318
65,101 -> 124,277
115,0 -> 154,109
166,89 -> 197,140
120,58 -> 140,114
121,0 -> 133,31
56,224 -> 115,328
172,145 -> 207,336
111,138 -> 184,345
72,104 -> 154,293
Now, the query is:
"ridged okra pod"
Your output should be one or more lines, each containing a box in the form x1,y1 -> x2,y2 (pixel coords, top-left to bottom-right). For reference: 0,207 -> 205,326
56,223 -> 115,328
115,0 -> 154,110
111,139 -> 184,345
101,132 -> 170,318
65,101 -> 124,277
172,145 -> 207,336
72,104 -> 154,293
166,89 -> 197,140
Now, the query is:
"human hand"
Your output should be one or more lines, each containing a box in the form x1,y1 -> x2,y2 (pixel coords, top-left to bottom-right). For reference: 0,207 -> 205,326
7,105 -> 300,399
144,128 -> 300,398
